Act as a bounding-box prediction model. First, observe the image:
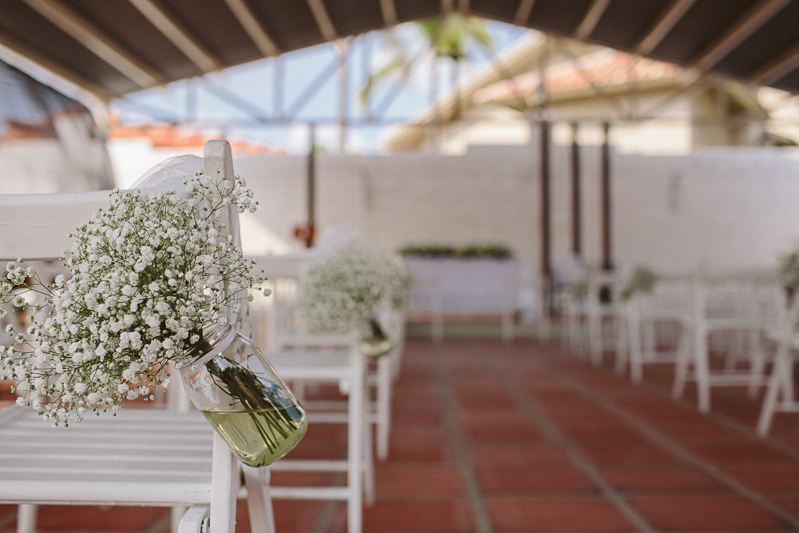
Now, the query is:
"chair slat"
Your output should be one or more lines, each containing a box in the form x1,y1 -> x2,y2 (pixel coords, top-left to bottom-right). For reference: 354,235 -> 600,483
0,191 -> 111,260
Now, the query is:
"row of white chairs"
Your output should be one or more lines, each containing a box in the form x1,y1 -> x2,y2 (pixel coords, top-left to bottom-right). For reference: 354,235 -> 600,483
0,142 -> 406,533
563,267 -> 798,437
0,142 -> 268,533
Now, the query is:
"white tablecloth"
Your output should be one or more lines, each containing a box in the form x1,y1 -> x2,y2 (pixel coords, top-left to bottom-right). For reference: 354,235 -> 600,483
403,257 -> 538,323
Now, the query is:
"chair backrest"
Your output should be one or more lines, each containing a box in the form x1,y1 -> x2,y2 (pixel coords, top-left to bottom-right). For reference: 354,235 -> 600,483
0,140 -> 243,533
250,251 -> 356,351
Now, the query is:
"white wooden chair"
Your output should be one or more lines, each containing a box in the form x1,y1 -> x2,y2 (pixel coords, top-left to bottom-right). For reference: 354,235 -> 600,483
0,141 -> 274,533
672,273 -> 783,413
563,282 -> 588,355
249,254 -> 375,533
757,291 -> 799,436
615,278 -> 692,384
584,269 -> 625,366
254,252 -> 400,460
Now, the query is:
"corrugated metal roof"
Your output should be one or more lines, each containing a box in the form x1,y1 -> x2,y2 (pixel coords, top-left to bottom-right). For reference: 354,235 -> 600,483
0,0 -> 797,101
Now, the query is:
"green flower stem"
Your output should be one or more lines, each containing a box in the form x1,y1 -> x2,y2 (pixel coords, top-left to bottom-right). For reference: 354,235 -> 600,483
205,356 -> 299,453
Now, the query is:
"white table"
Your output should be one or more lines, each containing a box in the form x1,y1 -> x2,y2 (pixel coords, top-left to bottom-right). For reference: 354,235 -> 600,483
403,257 -> 538,341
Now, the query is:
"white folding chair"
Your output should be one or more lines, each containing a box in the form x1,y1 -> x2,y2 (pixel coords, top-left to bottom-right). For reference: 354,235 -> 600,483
615,278 -> 692,384
255,252 -> 398,460
0,141 -> 274,533
584,269 -> 625,367
673,273 -> 783,413
757,291 -> 799,436
249,254 -> 375,533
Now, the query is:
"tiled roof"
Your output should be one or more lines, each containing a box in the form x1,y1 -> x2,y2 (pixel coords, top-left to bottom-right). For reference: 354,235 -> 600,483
473,49 -> 683,105
108,122 -> 284,155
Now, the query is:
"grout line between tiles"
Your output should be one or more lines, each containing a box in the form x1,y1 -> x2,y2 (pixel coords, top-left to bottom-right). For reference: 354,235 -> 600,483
432,353 -> 493,533
548,353 -> 799,530
630,371 -> 799,463
482,351 -> 656,533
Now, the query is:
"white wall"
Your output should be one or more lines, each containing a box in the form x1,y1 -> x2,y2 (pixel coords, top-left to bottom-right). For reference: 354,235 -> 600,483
236,144 -> 799,280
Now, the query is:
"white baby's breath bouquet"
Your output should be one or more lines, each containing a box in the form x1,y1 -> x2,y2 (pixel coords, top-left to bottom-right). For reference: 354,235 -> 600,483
301,243 -> 411,335
0,172 -> 266,426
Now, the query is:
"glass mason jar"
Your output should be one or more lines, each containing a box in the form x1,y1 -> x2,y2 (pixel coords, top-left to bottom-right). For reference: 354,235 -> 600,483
180,324 -> 308,467
359,316 -> 393,358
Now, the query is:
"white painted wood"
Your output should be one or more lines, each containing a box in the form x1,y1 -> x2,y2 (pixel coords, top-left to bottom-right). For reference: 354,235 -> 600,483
672,274 -> 782,413
177,505 -> 209,533
266,345 -> 368,533
242,466 -> 276,533
0,141 -> 277,533
0,191 -> 110,261
209,434 -> 238,533
15,504 -> 36,533
758,296 -> 799,436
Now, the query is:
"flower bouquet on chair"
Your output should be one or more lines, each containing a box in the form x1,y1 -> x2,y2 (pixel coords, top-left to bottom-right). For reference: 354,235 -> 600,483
0,168 -> 307,467
300,242 -> 412,357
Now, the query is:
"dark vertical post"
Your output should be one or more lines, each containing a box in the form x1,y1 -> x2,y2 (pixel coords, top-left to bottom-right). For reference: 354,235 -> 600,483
307,123 -> 316,248
274,56 -> 283,120
571,122 -> 581,258
601,121 -> 612,271
540,120 -> 552,312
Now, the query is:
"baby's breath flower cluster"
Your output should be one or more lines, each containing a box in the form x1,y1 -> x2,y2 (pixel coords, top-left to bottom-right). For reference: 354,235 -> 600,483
0,173 -> 266,426
301,243 -> 411,334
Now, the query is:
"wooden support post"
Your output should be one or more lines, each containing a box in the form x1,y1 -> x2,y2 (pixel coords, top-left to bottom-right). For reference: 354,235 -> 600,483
601,121 -> 612,271
540,120 -> 552,313
307,124 -> 316,247
571,122 -> 581,258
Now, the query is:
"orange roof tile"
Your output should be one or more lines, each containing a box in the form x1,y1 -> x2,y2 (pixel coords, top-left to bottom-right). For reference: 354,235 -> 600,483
473,49 -> 682,104
107,122 -> 285,155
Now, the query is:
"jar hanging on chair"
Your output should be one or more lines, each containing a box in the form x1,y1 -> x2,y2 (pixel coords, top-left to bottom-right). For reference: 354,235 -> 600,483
359,315 -> 393,358
180,324 -> 308,467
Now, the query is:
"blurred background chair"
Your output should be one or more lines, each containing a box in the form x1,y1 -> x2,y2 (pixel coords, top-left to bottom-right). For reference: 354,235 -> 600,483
673,272 -> 784,413
616,277 -> 693,384
757,290 -> 799,436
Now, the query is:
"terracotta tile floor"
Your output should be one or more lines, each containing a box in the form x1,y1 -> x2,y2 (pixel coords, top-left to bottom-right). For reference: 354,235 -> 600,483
4,337 -> 799,532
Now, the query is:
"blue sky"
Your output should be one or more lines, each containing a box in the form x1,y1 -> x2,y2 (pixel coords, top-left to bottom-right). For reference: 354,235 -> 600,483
110,19 -> 529,154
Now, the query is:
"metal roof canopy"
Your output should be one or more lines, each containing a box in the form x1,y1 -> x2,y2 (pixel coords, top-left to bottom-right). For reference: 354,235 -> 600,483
1,0 -> 798,102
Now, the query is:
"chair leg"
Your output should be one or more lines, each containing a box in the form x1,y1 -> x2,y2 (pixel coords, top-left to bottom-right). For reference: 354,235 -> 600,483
589,314 -> 602,366
16,504 -> 37,533
693,327 -> 712,414
614,314 -> 628,376
348,351 -> 365,533
376,356 -> 392,461
177,505 -> 209,533
672,324 -> 691,400
747,330 -> 766,399
629,318 -> 644,385
363,404 -> 375,506
243,466 -> 276,533
757,345 -> 790,437
209,434 -> 239,533
171,506 -> 188,533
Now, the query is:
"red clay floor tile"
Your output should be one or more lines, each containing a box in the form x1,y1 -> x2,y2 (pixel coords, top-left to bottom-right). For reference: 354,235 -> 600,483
484,495 -> 637,532
476,465 -> 598,494
629,493 -> 790,531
